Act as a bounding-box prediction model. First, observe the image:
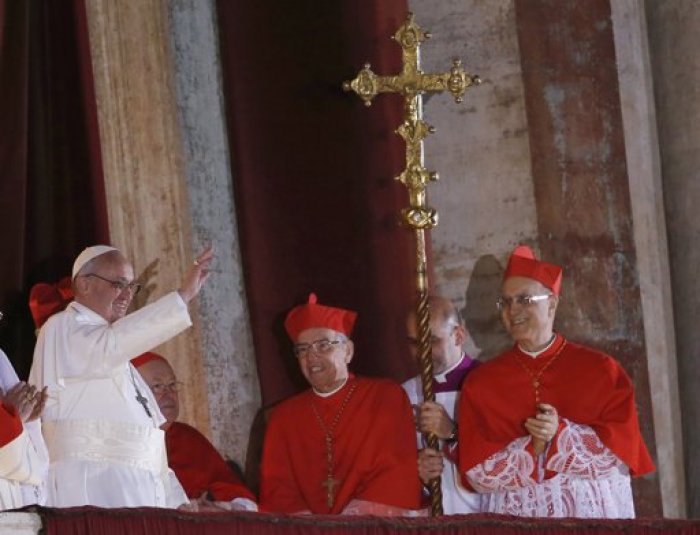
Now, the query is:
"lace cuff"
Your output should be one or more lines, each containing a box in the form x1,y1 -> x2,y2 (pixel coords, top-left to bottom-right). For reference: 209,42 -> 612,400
341,499 -> 427,517
546,420 -> 627,479
466,436 -> 536,492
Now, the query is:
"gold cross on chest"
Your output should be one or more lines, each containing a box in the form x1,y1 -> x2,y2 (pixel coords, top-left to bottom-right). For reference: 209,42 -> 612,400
322,475 -> 339,508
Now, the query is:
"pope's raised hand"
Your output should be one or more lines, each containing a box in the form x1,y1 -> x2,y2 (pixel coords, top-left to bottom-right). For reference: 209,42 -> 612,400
3,382 -> 37,422
179,246 -> 215,303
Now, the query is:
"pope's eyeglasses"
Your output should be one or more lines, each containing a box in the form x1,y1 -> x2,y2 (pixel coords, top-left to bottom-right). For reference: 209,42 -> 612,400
82,273 -> 142,295
293,339 -> 344,358
496,294 -> 551,311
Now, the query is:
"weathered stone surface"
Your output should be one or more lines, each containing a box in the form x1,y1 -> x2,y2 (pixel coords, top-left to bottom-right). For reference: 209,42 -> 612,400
611,0 -> 683,518
646,0 -> 700,518
408,0 -> 538,360
515,0 -> 660,516
0,513 -> 40,535
85,0 -> 210,438
166,0 -> 260,467
410,0 -> 665,516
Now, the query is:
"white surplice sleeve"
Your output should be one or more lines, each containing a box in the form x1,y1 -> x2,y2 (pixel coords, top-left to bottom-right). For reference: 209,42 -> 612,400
466,435 -> 537,492
31,291 -> 191,386
546,420 -> 627,478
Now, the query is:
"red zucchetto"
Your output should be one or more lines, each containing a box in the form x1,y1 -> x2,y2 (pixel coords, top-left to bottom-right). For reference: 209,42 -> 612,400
503,245 -> 563,295
29,276 -> 74,329
131,352 -> 168,369
284,293 -> 357,341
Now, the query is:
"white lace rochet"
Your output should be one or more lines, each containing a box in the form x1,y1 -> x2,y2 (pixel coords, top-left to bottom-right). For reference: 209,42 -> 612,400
466,420 -> 634,518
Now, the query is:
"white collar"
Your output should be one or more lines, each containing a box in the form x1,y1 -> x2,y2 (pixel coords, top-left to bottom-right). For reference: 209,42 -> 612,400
434,352 -> 466,383
313,376 -> 349,398
68,301 -> 109,325
518,335 -> 556,358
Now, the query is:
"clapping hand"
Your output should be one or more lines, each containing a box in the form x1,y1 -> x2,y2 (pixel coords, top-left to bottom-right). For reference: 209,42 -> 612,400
3,382 -> 48,422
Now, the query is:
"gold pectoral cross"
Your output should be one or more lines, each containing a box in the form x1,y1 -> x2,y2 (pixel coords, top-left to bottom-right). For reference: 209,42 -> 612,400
322,475 -> 339,508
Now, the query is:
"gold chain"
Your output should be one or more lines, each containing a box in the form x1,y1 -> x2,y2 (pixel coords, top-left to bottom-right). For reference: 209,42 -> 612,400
310,380 -> 358,509
513,340 -> 567,406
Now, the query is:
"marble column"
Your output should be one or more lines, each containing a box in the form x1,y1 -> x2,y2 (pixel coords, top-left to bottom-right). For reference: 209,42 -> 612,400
84,0 -> 210,437
515,0 -> 661,515
165,0 -> 261,468
645,0 -> 700,518
611,0 -> 684,518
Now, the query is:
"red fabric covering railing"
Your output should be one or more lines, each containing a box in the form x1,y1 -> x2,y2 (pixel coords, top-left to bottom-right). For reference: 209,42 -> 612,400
36,508 -> 700,535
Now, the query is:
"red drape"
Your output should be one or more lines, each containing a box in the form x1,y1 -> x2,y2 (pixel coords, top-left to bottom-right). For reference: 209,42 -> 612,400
216,1 -> 419,405
39,507 -> 700,535
0,0 -> 108,379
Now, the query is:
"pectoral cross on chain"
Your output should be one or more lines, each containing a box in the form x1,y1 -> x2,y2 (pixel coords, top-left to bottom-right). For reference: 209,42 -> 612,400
129,365 -> 153,418
135,390 -> 152,418
322,476 -> 339,508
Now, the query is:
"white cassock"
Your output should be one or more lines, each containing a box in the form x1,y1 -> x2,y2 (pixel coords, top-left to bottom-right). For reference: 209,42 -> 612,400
29,292 -> 191,508
0,350 -> 48,510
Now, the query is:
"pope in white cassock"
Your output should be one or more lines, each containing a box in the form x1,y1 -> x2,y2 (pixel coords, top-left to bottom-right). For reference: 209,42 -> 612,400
29,244 -> 214,508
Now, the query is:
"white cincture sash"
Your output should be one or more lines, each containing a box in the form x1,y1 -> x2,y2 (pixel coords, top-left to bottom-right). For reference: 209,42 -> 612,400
43,420 -> 165,474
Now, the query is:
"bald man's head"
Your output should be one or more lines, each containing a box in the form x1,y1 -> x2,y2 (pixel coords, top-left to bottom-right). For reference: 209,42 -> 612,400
406,296 -> 467,375
137,358 -> 180,429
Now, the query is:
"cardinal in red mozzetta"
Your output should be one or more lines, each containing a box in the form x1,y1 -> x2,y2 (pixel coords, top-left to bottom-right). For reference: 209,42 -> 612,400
132,352 -> 257,511
259,293 -> 423,515
456,245 -> 654,518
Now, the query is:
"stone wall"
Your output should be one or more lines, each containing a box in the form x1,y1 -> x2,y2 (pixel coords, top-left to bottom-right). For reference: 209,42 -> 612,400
408,0 -> 536,361
85,0 -> 210,433
611,0 -> 683,518
645,0 -> 700,518
410,0 -> 671,517
166,0 -> 260,471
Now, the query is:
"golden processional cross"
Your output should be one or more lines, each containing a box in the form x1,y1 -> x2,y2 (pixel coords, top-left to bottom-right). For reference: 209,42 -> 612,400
343,13 -> 480,517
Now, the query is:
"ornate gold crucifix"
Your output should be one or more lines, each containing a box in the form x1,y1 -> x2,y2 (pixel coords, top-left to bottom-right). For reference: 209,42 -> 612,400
344,13 -> 480,517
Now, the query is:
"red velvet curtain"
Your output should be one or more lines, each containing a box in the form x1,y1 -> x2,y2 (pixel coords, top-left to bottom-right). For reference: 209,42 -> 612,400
216,1 -> 419,405
39,507 -> 700,535
0,0 -> 108,379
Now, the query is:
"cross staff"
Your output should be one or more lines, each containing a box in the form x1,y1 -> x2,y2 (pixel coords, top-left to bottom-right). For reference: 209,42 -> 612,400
344,13 -> 479,517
